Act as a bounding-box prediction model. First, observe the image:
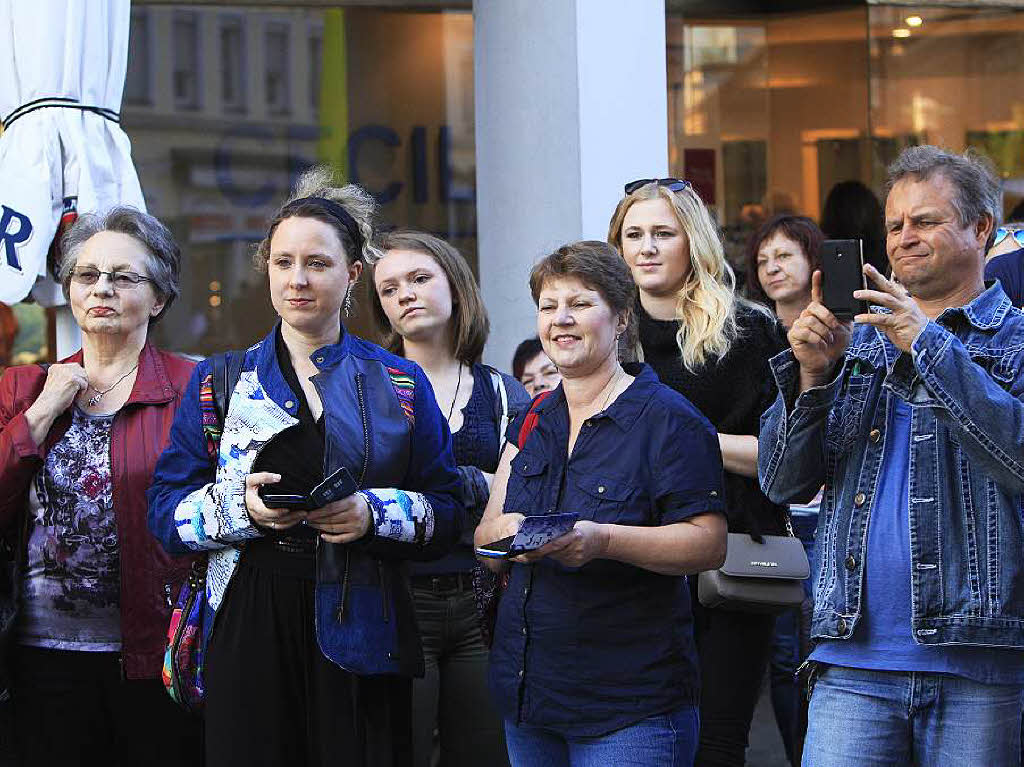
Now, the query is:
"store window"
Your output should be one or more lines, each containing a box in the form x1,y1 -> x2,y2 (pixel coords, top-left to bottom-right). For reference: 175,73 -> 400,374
219,16 -> 247,113
868,4 -> 1024,219
117,5 -> 476,357
172,12 -> 202,110
265,22 -> 292,115
669,4 -> 1024,282
668,8 -> 872,279
124,9 -> 152,106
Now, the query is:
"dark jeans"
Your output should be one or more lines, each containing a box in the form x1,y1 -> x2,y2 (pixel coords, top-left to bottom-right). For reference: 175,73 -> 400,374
691,597 -> 776,767
11,646 -> 201,767
411,579 -> 508,767
768,511 -> 817,766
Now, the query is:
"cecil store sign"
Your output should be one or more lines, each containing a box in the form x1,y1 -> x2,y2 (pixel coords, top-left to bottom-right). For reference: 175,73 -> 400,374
212,123 -> 474,210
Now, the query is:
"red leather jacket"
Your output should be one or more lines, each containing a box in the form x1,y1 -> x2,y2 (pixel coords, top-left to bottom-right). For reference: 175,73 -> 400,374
0,342 -> 197,679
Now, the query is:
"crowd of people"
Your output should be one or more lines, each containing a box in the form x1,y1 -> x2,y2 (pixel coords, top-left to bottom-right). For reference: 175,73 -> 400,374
0,143 -> 1023,767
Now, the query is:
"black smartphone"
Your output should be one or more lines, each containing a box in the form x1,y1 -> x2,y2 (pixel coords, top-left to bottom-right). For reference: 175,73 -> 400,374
818,239 -> 868,320
258,490 -> 311,510
475,535 -> 515,559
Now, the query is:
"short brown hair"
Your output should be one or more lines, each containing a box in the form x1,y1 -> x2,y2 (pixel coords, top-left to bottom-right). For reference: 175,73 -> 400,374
529,241 -> 636,317
370,231 -> 489,364
744,214 -> 823,306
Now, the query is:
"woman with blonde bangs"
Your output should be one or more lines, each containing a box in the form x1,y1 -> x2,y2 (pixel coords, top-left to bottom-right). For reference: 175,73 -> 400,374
609,179 -> 788,767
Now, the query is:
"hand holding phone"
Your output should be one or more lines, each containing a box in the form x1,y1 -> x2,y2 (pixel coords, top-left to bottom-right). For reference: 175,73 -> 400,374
788,271 -> 852,392
476,513 -> 579,559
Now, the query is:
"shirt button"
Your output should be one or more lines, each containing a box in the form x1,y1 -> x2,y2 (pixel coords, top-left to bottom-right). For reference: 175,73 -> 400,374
315,356 -> 324,364
845,555 -> 857,571
837,618 -> 848,634
523,587 -> 529,596
597,486 -> 605,494
518,669 -> 524,679
854,492 -> 867,507
522,627 -> 527,636
285,400 -> 294,409
869,429 -> 881,443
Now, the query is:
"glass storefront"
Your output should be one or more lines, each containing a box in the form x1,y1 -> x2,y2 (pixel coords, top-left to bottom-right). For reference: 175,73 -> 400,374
110,4 -> 473,357
669,3 -> 1024,279
5,2 -> 1024,364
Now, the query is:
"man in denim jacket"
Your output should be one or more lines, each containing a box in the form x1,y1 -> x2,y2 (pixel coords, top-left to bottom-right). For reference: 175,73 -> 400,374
759,146 -> 1024,766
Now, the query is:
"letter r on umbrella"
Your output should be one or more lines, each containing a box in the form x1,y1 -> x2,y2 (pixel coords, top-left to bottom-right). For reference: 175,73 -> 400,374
0,205 -> 32,272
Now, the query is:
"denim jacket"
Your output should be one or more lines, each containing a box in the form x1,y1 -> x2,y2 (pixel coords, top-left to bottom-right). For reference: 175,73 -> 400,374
759,282 -> 1024,648
148,326 -> 461,676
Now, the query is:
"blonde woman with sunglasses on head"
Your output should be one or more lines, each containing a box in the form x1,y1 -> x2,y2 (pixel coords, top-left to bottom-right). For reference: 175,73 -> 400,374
609,178 -> 788,767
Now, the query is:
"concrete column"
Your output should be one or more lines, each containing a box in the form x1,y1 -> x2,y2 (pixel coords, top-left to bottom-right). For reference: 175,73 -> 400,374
474,0 -> 668,369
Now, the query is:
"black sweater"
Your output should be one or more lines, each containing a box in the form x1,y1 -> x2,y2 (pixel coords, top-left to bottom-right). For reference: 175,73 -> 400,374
638,302 -> 788,538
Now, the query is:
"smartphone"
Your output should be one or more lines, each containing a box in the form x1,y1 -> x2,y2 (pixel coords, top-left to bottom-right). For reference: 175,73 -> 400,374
258,491 -> 311,510
818,239 -> 868,320
475,512 -> 579,559
258,466 -> 359,511
308,466 -> 359,508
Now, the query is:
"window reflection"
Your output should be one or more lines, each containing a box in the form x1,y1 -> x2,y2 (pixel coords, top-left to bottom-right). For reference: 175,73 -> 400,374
120,6 -> 476,357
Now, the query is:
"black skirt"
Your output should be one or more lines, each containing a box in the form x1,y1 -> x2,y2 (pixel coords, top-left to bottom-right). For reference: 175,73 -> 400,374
204,538 -> 412,767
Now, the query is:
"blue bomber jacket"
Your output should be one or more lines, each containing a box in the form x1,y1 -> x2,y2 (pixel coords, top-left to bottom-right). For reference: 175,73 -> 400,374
147,326 -> 462,677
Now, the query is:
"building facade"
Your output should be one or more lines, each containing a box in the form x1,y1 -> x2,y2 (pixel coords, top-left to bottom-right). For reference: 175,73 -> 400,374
7,0 -> 1024,369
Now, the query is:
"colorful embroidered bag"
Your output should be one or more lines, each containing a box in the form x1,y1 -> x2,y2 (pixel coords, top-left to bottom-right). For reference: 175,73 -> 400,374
161,352 -> 242,712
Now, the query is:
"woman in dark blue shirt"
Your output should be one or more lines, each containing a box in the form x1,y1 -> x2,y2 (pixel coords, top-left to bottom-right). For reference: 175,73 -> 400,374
371,230 -> 530,767
475,241 -> 727,767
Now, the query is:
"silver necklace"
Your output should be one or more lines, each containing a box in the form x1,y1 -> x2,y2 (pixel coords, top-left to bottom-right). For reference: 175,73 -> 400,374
86,363 -> 139,407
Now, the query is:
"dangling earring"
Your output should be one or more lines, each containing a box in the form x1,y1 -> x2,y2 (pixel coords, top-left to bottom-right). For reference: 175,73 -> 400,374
343,286 -> 354,317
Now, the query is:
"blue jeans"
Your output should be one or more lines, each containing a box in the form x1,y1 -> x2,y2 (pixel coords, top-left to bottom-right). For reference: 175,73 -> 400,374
504,706 -> 699,767
803,664 -> 1024,767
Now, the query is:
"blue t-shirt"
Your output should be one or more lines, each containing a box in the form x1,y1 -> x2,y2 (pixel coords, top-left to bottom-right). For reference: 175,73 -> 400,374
812,398 -> 1024,684
488,364 -> 725,737
985,248 -> 1024,308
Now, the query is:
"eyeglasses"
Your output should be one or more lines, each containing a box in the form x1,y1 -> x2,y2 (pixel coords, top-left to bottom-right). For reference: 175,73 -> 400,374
993,226 -> 1024,250
623,178 -> 692,196
69,267 -> 154,290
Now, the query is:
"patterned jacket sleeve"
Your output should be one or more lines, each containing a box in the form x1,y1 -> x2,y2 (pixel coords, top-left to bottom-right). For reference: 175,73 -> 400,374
147,361 -> 262,556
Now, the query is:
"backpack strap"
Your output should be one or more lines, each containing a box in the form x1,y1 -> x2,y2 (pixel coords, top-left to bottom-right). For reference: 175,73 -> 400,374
203,352 -> 245,460
516,390 -> 552,450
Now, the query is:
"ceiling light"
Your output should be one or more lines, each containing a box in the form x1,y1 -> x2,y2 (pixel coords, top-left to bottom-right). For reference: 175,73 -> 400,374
905,16 -> 923,27
892,28 -> 911,39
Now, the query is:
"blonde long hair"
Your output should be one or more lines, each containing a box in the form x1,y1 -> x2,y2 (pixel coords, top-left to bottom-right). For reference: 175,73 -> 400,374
608,183 -> 744,371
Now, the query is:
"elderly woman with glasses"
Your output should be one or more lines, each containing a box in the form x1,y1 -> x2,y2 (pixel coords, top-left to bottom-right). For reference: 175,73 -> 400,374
0,207 -> 200,765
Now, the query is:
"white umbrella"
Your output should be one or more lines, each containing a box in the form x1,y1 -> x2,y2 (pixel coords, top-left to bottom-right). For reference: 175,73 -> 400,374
0,0 -> 144,308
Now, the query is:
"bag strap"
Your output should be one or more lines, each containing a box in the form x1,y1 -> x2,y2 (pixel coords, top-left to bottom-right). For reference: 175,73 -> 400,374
488,368 -> 510,454
208,352 -> 244,429
516,390 -> 552,450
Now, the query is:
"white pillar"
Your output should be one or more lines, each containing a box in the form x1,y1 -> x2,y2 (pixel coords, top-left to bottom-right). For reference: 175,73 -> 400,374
474,0 -> 668,370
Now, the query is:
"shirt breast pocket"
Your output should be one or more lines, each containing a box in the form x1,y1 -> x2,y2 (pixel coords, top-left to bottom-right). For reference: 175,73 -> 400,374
566,472 -> 637,524
826,372 -> 873,456
503,451 -> 549,516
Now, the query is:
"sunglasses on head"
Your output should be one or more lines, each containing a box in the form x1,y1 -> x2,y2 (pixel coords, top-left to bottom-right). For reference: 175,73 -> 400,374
993,226 -> 1024,250
623,178 -> 692,196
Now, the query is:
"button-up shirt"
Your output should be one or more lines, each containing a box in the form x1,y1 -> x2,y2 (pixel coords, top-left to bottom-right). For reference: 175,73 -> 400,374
488,364 -> 725,737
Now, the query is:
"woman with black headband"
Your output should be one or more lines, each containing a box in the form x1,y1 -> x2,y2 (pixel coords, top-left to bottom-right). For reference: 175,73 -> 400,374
148,166 -> 462,767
